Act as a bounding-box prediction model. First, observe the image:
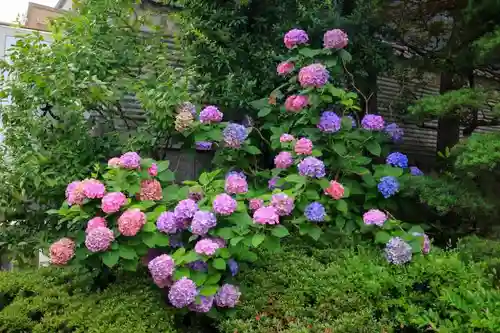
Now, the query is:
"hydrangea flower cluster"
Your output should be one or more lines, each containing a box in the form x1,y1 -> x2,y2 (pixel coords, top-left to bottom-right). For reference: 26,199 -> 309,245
49,238 -> 75,265
118,208 -> 146,236
294,138 -> 313,155
385,123 -> 404,143
156,211 -> 179,234
386,152 -> 408,168
271,193 -> 294,216
317,111 -> 341,133
138,179 -> 163,201
253,206 -> 279,225
248,198 -> 264,211
168,277 -> 198,308
148,254 -> 175,288
361,114 -> 385,131
199,106 -> 223,123
378,176 -> 400,198
285,95 -> 309,112
101,192 -> 127,213
223,123 -> 248,148
277,61 -> 294,76
191,211 -> 217,235
225,172 -> 248,194
284,28 -> 309,49
119,152 -> 141,169
274,151 -> 294,169
298,63 -> 329,88
195,141 -> 213,151
385,237 -> 412,265
194,238 -> 221,256
298,157 -> 326,178
85,227 -> 114,252
279,134 -> 295,142
323,29 -> 348,49
304,202 -> 326,222
86,217 -> 107,233
215,284 -> 241,308
213,194 -> 237,215
324,180 -> 344,200
410,166 -> 424,176
363,209 -> 387,226
66,179 -> 106,206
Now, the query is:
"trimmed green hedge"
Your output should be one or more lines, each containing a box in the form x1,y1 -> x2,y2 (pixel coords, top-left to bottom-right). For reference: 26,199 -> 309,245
220,240 -> 500,333
0,268 -> 177,333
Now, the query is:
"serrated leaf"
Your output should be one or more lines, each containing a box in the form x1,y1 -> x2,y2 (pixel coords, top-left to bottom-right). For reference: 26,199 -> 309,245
171,247 -> 186,262
299,47 -> 322,58
365,141 -> 381,156
102,251 -> 119,268
212,258 -> 226,270
217,248 -> 231,259
251,234 -> 266,247
122,259 -> 138,272
271,225 -> 289,238
341,116 -> 353,130
249,98 -> 269,110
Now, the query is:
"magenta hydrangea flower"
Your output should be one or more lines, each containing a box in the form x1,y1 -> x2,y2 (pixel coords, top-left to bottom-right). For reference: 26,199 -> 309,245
174,199 -> 198,221
274,151 -> 293,169
253,206 -> 279,225
225,172 -> 248,194
119,152 -> 141,169
317,111 -> 341,133
117,208 -> 146,236
81,179 -> 105,199
213,194 -> 237,216
294,138 -> 313,155
156,211 -> 179,234
284,28 -> 309,49
148,163 -> 158,176
188,296 -> 214,313
215,284 -> 241,308
248,198 -> 264,211
361,114 -> 385,131
49,238 -> 75,265
191,210 -> 217,235
285,95 -> 309,113
107,157 -> 121,168
277,61 -> 294,76
199,105 -> 223,123
168,277 -> 198,308
101,192 -> 127,214
85,227 -> 114,252
194,238 -> 220,256
279,134 -> 295,142
86,217 -> 107,233
298,157 -> 326,178
66,181 -> 85,206
323,29 -> 348,49
363,209 -> 387,226
148,254 -> 175,288
298,63 -> 329,88
271,193 -> 295,216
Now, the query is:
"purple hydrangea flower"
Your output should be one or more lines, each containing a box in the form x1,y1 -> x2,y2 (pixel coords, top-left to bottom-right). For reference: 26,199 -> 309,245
174,199 -> 198,221
410,166 -> 424,176
378,176 -> 400,198
188,296 -> 214,313
304,202 -> 326,222
199,106 -> 223,123
156,211 -> 178,234
119,152 -> 141,169
188,260 -> 208,272
228,258 -> 239,276
323,29 -> 348,49
191,210 -> 217,235
385,237 -> 412,265
194,238 -> 220,256
284,29 -> 309,49
148,254 -> 175,288
361,114 -> 385,131
271,193 -> 295,216
168,277 -> 198,308
223,123 -> 248,148
195,141 -> 213,151
317,111 -> 341,133
385,123 -> 404,143
386,152 -> 408,168
85,227 -> 114,252
215,284 -> 241,308
298,157 -> 326,178
212,193 -> 237,216
298,63 -> 330,88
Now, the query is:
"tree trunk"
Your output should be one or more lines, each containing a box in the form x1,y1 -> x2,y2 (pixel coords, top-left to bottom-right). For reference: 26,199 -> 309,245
436,72 -> 461,154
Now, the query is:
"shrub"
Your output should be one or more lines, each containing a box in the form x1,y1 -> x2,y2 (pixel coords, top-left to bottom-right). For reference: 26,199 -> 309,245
0,267 -> 177,333
219,242 -> 500,332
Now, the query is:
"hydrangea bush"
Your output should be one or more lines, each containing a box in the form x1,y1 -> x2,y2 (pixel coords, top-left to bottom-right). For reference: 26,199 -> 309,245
48,152 -> 287,314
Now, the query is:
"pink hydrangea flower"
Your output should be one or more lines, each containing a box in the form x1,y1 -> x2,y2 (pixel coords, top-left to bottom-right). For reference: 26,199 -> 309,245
277,61 -> 294,76
225,173 -> 248,195
194,238 -> 220,256
249,198 -> 264,211
279,134 -> 295,142
210,237 -> 227,248
118,208 -> 146,236
107,157 -> 121,168
323,29 -> 348,49
148,163 -> 158,176
285,95 -> 309,113
85,227 -> 114,252
119,152 -> 141,169
294,138 -> 313,155
137,179 -> 162,201
213,194 -> 237,216
82,179 -> 106,199
101,192 -> 127,214
363,209 -> 387,226
298,63 -> 329,88
49,238 -> 75,265
253,206 -> 279,225
274,151 -> 294,169
86,217 -> 107,233
324,180 -> 344,200
66,181 -> 85,206
199,106 -> 223,123
271,193 -> 295,216
284,28 -> 309,49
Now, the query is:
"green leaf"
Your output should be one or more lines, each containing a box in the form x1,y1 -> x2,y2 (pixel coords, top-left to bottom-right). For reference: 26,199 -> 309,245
212,258 -> 226,270
305,189 -> 320,200
249,97 -> 269,110
171,247 -> 186,262
199,172 -> 210,186
299,47 -> 322,58
154,233 -> 170,247
158,170 -> 175,182
157,160 -> 170,173
333,143 -> 347,156
408,225 -> 425,235
262,236 -> 281,252
217,228 -> 234,240
341,116 -> 353,130
118,245 -> 137,260
102,251 -> 119,268
251,234 -> 266,248
217,248 -> 231,259
409,240 -> 422,253
143,221 -> 156,232
230,236 -> 244,246
191,271 -> 208,286
271,225 -> 290,238
122,259 -> 138,272
375,231 -> 392,244
365,141 -> 381,156
244,146 -> 261,155
336,200 -> 348,213
205,273 -> 222,285
173,267 -> 190,280
199,285 -> 219,296
129,200 -> 156,211
285,174 -> 306,183
182,251 -> 200,264
335,216 -> 346,229
257,107 -> 272,118
338,49 -> 352,62
312,149 -> 322,157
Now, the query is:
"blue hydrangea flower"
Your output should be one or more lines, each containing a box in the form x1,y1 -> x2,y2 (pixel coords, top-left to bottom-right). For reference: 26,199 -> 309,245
384,237 -> 412,265
223,123 -> 248,148
317,111 -> 341,133
188,260 -> 208,272
228,258 -> 239,276
378,176 -> 400,198
298,157 -> 326,178
386,152 -> 408,168
410,166 -> 424,176
384,123 -> 404,143
304,202 -> 326,222
195,141 -> 213,151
